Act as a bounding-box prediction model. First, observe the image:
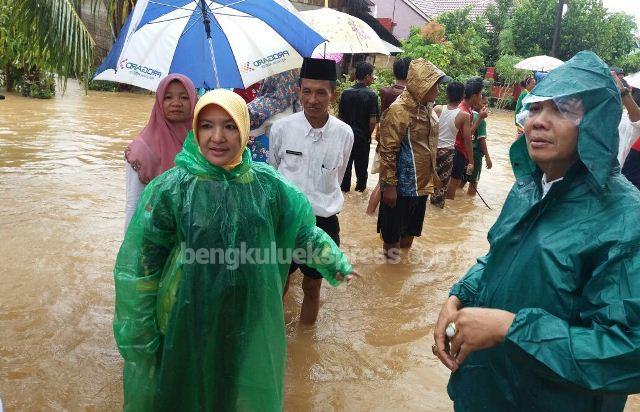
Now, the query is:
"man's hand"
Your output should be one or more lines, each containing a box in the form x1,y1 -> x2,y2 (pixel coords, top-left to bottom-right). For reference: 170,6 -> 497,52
448,308 -> 515,366
433,174 -> 442,189
465,163 -> 474,175
485,156 -> 493,169
478,106 -> 489,120
433,295 -> 462,372
382,184 -> 397,208
611,71 -> 630,95
335,270 -> 361,285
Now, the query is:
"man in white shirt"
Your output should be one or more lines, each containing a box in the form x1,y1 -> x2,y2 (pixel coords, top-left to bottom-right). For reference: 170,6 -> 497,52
269,58 -> 354,324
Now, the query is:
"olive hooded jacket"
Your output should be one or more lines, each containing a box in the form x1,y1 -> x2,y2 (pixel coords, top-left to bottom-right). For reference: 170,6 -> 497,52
378,58 -> 441,196
113,130 -> 352,411
448,51 -> 640,411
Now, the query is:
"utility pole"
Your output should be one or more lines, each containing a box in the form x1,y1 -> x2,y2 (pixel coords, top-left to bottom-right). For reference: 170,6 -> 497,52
551,0 -> 565,58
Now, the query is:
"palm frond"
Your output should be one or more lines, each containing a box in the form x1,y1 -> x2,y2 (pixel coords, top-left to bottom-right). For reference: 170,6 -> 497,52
13,0 -> 95,79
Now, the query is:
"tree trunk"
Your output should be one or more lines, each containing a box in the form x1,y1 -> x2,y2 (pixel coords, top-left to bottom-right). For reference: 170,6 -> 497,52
5,62 -> 13,92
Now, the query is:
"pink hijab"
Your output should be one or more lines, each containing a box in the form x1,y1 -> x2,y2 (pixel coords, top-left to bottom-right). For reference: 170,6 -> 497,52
125,74 -> 197,184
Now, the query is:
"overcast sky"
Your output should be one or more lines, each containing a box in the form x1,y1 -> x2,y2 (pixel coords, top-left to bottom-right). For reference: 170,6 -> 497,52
602,0 -> 640,27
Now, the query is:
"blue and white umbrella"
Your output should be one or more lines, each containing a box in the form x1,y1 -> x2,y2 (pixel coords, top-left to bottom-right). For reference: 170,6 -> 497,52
94,0 -> 326,91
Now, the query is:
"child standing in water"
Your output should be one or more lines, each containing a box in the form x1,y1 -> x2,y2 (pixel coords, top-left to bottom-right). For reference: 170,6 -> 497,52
463,95 -> 493,196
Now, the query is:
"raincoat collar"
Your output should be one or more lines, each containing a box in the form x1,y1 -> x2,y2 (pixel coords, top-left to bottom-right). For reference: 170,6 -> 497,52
175,131 -> 252,180
514,51 -> 622,192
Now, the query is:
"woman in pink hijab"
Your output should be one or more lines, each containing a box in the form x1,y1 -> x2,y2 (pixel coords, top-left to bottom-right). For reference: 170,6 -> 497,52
124,74 -> 197,230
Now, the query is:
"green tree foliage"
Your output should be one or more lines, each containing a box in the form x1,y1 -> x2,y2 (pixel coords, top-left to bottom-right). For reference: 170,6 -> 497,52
437,6 -> 485,36
494,54 -> 529,85
483,0 -> 515,66
509,0 -> 556,57
401,8 -> 487,82
0,0 -> 95,96
509,0 -> 637,62
614,53 -> 640,74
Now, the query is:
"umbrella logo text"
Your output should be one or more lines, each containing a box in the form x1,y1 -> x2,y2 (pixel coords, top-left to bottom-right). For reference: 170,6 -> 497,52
119,58 -> 162,79
242,50 -> 291,73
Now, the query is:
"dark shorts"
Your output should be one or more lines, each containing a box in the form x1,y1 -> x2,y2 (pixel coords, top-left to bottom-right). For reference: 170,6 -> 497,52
463,154 -> 484,183
377,195 -> 428,244
450,149 -> 468,181
288,215 -> 340,280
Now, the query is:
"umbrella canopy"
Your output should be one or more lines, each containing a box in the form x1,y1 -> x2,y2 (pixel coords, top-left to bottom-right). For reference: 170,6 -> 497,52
94,0 -> 325,91
625,71 -> 640,89
300,8 -> 389,56
514,55 -> 564,72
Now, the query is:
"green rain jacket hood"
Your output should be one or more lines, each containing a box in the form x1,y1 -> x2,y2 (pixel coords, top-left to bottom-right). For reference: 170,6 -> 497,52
512,51 -> 623,191
448,51 -> 640,412
113,132 -> 352,411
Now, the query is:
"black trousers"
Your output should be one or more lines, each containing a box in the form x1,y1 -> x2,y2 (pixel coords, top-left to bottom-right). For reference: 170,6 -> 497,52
341,138 -> 370,192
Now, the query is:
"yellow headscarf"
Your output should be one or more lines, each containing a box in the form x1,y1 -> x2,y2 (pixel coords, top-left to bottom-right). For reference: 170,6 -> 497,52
192,89 -> 250,170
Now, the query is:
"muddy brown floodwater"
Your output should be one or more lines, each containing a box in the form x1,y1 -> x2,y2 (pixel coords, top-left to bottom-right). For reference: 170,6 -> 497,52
0,82 -> 638,411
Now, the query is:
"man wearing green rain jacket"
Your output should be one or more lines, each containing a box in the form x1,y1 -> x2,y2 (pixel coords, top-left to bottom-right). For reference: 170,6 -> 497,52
434,51 -> 640,411
113,89 -> 355,411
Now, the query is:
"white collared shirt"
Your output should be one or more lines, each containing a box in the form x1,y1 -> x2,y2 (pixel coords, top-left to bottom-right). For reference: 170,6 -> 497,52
269,111 -> 354,217
541,174 -> 564,199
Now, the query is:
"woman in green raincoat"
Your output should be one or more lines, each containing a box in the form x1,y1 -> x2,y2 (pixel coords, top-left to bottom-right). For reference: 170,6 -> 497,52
433,51 -> 640,411
113,89 -> 357,411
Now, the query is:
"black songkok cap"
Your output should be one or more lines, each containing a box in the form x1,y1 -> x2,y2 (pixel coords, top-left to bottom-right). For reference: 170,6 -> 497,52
300,57 -> 337,81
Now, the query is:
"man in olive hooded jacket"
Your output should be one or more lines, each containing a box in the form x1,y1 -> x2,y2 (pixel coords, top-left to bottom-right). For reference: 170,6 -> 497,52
377,58 -> 450,258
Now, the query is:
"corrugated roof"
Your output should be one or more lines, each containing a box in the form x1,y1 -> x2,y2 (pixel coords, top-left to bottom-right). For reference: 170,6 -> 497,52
407,0 -> 496,21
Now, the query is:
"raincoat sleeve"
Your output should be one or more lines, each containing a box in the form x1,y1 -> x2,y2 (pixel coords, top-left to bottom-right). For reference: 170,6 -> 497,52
378,107 -> 407,186
113,173 -> 178,407
276,180 -> 352,286
449,254 -> 488,307
505,243 -> 640,393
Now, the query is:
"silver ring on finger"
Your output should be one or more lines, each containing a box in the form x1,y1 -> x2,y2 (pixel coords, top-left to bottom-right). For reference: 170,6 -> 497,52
445,322 -> 457,338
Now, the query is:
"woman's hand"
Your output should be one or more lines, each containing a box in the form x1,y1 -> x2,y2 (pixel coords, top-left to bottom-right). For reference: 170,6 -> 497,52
448,308 -> 515,366
335,270 -> 361,285
433,295 -> 462,371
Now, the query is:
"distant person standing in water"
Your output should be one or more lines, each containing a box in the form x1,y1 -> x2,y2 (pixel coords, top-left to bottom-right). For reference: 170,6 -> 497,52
339,62 -> 379,192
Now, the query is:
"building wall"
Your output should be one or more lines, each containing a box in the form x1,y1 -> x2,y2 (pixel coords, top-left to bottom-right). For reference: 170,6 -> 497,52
371,0 -> 427,39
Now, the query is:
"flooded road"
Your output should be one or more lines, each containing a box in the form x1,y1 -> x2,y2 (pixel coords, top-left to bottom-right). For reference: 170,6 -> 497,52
0,82 -> 638,411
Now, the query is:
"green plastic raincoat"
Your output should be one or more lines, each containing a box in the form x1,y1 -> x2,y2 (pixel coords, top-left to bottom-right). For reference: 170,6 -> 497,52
114,133 -> 352,411
448,51 -> 640,411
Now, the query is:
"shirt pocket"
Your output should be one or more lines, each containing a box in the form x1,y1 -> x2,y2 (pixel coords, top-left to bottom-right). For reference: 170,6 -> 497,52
282,148 -> 304,174
319,150 -> 341,193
